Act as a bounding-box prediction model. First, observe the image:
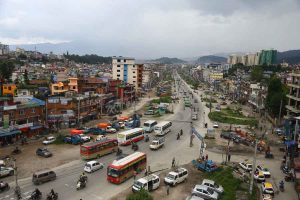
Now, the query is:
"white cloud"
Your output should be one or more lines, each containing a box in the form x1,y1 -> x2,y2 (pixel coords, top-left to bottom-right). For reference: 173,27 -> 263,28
0,36 -> 71,45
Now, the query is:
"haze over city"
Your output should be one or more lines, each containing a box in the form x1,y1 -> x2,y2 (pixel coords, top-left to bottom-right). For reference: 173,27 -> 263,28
1,0 -> 300,58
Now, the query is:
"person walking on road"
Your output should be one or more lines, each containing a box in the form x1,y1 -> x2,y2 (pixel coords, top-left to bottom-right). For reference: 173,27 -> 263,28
167,185 -> 170,195
172,157 -> 176,168
133,170 -> 137,180
205,154 -> 208,161
228,154 -> 231,162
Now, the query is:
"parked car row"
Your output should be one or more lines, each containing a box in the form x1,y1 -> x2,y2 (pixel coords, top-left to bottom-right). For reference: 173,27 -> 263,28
220,131 -> 254,146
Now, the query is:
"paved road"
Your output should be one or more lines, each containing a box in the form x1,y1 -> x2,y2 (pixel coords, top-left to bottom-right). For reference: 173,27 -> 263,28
1,71 -> 298,200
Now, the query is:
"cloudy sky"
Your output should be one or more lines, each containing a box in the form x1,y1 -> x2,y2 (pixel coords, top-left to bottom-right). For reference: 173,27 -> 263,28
0,0 -> 300,58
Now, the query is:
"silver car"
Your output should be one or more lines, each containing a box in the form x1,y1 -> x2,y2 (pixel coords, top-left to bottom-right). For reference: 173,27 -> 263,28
192,184 -> 219,200
201,179 -> 224,194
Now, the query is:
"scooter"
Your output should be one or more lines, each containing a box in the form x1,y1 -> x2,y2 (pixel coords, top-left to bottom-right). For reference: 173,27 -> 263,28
145,135 -> 149,142
279,181 -> 284,192
46,191 -> 58,200
76,179 -> 86,190
29,190 -> 42,200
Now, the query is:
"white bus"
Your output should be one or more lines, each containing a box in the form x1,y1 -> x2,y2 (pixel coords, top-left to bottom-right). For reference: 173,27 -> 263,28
154,121 -> 172,136
143,120 -> 158,133
117,128 -> 145,145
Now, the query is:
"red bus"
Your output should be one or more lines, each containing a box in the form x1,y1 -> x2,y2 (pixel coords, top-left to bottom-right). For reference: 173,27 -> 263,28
80,138 -> 118,160
107,152 -> 147,184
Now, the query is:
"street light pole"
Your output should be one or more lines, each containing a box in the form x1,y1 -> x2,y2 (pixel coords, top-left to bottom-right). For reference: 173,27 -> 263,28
249,140 -> 258,194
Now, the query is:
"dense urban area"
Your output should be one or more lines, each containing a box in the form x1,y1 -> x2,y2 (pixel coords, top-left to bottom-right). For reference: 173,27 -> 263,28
0,43 -> 300,200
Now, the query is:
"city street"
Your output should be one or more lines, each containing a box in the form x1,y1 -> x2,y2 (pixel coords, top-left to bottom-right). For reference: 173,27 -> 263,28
1,71 -> 298,200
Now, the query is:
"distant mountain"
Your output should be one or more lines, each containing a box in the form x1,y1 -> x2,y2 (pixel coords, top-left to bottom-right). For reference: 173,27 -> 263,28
152,57 -> 186,64
196,55 -> 227,64
277,50 -> 300,64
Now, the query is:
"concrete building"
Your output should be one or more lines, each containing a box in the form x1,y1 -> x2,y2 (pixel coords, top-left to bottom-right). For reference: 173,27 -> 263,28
112,57 -> 143,90
227,55 -> 242,65
0,43 -> 9,55
50,77 -> 78,95
286,73 -> 300,118
259,49 -> 277,65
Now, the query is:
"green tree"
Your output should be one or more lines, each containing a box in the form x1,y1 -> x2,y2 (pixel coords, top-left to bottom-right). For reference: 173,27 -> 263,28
265,77 -> 287,117
24,69 -> 29,84
250,66 -> 263,82
126,189 -> 153,200
0,60 -> 15,81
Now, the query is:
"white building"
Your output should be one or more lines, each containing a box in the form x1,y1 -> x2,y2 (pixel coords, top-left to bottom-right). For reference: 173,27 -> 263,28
112,57 -> 143,90
0,43 -> 9,55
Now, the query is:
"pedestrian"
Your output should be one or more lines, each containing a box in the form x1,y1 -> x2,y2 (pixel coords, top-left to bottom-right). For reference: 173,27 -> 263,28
133,170 -> 137,180
172,157 -> 175,167
228,154 -> 231,162
202,155 -> 205,161
205,154 -> 208,160
145,169 -> 148,176
167,185 -> 170,195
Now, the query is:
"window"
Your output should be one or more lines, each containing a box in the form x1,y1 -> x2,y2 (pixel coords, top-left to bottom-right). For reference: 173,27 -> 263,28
73,86 -> 76,89
124,59 -> 126,62
133,81 -> 136,83
19,110 -> 24,115
117,59 -> 121,62
117,74 -> 120,77
133,76 -> 136,78
8,86 -> 11,90
117,70 -> 120,72
133,71 -> 136,73
117,65 -> 120,67
32,108 -> 35,113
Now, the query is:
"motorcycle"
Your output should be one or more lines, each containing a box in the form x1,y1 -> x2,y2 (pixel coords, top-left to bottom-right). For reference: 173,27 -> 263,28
132,143 -> 139,151
0,182 -> 10,193
145,135 -> 149,142
279,181 -> 284,192
12,147 -> 21,155
76,178 -> 87,190
281,165 -> 290,174
46,191 -> 58,200
29,190 -> 42,200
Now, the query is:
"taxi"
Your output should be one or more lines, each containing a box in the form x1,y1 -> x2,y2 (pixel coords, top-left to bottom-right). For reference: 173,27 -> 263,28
254,171 -> 265,183
261,182 -> 274,196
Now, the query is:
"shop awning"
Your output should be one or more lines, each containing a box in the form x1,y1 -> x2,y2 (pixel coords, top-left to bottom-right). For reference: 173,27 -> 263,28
0,129 -> 21,137
30,125 -> 43,130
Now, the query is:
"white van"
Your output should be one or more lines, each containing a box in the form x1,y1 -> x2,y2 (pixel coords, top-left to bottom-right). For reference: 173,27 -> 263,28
154,121 -> 172,136
84,161 -> 104,173
164,168 -> 188,186
149,137 -> 165,150
132,174 -> 160,192
143,120 -> 158,133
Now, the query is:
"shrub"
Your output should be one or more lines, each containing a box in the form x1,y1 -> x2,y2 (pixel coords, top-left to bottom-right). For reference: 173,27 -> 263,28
126,189 -> 153,200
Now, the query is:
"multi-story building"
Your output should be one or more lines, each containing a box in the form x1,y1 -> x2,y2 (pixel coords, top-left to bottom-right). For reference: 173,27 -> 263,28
227,55 -> 242,65
77,77 -> 107,94
50,78 -> 78,95
112,57 -> 143,90
259,49 -> 277,65
286,72 -> 300,118
0,43 -> 9,55
2,84 -> 17,96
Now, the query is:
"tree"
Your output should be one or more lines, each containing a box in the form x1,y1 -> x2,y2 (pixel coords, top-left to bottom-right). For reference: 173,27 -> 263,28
250,66 -> 263,82
126,189 -> 153,200
0,60 -> 15,81
265,76 -> 287,117
24,69 -> 29,85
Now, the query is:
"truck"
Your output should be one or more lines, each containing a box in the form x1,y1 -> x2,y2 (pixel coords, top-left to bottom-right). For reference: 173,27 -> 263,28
64,135 -> 83,145
149,137 -> 165,150
192,159 -> 218,172
132,174 -> 160,192
125,114 -> 141,129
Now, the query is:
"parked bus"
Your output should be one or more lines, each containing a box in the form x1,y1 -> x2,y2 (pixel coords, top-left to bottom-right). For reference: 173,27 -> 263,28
143,120 -> 158,133
107,152 -> 147,184
80,139 -> 118,160
117,128 -> 144,145
154,121 -> 172,136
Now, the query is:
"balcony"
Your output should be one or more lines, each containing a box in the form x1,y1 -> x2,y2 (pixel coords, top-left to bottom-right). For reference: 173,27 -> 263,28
286,105 -> 300,114
287,94 -> 300,102
288,83 -> 300,89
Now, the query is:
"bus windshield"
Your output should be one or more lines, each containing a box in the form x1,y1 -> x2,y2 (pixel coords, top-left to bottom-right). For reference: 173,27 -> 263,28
143,123 -> 150,127
107,167 -> 119,177
154,127 -> 161,131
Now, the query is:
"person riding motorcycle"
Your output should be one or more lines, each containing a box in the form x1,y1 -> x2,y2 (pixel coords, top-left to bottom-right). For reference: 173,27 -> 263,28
80,173 -> 87,183
180,129 -> 183,135
34,188 -> 41,196
177,132 -> 180,140
279,180 -> 284,191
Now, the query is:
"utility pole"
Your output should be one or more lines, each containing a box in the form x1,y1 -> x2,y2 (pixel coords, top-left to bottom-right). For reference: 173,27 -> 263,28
278,99 -> 283,126
190,106 -> 193,147
249,140 -> 258,194
14,158 -> 21,199
294,118 -> 299,142
77,98 -> 80,127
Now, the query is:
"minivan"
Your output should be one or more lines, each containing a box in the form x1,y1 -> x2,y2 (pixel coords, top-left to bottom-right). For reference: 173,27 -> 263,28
32,169 -> 56,185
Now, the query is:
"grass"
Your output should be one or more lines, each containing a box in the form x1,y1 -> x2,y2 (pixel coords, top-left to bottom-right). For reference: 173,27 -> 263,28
202,97 -> 217,103
208,107 -> 257,127
151,96 -> 172,104
53,134 -> 65,145
204,167 -> 257,200
205,167 -> 241,200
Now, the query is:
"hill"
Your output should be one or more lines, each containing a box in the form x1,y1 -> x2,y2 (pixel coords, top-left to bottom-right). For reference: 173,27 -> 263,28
277,50 -> 300,64
64,54 -> 111,64
196,55 -> 227,64
152,57 -> 186,64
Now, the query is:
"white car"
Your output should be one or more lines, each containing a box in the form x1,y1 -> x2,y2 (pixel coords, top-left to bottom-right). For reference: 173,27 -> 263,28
185,195 -> 205,200
239,162 -> 252,172
213,123 -> 219,128
201,179 -> 224,193
254,171 -> 265,183
84,161 -> 104,173
106,126 -> 117,133
119,122 -> 125,129
256,165 -> 271,178
0,166 -> 14,178
192,185 -> 219,200
42,136 -> 56,145
164,168 -> 188,186
79,134 -> 91,142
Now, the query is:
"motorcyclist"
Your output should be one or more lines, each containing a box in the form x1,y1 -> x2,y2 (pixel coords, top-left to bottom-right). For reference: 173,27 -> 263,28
32,188 -> 41,198
180,129 -> 183,135
177,132 -> 180,140
80,172 -> 87,182
279,180 -> 284,190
